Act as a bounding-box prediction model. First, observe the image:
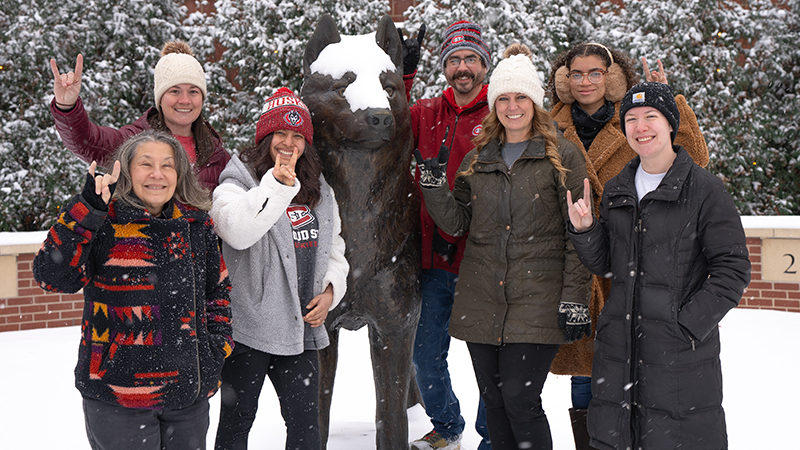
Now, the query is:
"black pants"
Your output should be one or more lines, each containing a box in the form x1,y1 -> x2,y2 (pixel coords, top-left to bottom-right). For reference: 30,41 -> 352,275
83,397 -> 209,450
466,342 -> 559,450
214,343 -> 320,450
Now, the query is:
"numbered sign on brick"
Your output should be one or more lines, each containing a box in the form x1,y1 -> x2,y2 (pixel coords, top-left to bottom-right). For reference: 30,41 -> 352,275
762,238 -> 800,281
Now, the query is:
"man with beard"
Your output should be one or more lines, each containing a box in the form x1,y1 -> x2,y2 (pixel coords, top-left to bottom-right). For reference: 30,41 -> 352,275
401,20 -> 492,450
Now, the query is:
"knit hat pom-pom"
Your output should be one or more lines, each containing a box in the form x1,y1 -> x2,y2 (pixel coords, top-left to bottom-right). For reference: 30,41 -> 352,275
503,43 -> 532,60
161,41 -> 194,57
273,87 -> 295,98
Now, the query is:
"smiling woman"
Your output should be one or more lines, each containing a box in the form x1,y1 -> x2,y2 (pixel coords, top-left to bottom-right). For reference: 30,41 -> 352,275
49,41 -> 230,191
209,87 -> 348,450
565,82 -> 751,450
31,130 -> 231,450
414,43 -> 592,450
128,141 -> 178,216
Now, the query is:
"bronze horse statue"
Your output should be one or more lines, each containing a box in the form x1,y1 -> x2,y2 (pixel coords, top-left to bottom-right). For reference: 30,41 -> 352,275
300,14 -> 422,450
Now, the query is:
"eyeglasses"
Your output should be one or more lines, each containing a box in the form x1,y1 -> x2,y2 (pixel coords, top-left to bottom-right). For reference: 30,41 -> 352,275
447,55 -> 481,67
567,69 -> 607,85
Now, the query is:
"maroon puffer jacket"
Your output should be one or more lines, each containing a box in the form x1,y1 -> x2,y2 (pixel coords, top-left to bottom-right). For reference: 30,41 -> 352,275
50,97 -> 230,190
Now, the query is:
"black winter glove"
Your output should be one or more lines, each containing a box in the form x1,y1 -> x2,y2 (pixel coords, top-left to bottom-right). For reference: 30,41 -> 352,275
398,23 -> 426,75
558,301 -> 591,341
80,172 -> 116,212
432,228 -> 458,265
413,126 -> 450,189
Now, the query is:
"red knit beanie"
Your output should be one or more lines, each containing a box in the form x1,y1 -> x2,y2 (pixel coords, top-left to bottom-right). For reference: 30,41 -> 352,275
255,87 -> 313,146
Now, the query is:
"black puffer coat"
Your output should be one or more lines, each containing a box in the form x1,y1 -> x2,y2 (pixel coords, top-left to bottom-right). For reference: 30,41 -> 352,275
568,147 -> 750,450
422,134 -> 591,346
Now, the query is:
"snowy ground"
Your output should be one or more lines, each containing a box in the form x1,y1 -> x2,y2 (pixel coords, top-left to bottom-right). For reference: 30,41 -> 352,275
0,308 -> 796,449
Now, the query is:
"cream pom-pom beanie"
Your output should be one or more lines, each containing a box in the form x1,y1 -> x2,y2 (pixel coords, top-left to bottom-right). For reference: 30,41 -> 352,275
153,41 -> 207,108
487,43 -> 545,110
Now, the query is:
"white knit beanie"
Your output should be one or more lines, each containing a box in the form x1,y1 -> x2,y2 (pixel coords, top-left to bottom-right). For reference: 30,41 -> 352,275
153,42 -> 207,108
487,44 -> 545,110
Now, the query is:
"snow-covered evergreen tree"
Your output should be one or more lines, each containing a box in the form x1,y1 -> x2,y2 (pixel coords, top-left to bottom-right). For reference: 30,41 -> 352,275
198,0 -> 391,153
1,0 -> 798,231
523,0 -> 608,105
0,0 -> 188,231
602,0 -> 800,214
719,0 -> 800,214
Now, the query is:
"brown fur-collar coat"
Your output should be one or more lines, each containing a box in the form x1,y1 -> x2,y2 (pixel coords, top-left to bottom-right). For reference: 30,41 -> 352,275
549,95 -> 710,376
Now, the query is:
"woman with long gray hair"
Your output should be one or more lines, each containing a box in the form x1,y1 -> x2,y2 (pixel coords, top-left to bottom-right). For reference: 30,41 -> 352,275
33,130 -> 233,450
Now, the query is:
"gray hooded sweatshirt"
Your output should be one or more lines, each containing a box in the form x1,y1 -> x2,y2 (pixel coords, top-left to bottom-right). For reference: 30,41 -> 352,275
210,155 -> 348,355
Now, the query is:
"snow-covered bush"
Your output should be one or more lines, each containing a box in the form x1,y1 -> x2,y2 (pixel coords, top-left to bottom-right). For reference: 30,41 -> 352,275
0,0 -> 189,231
1,0 -> 798,231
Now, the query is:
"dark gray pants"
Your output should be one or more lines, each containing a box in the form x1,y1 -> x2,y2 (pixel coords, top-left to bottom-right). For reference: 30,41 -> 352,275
83,396 -> 209,450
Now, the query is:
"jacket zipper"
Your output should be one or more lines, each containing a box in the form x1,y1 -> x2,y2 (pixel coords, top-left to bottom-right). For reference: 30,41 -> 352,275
187,220 -> 201,399
630,216 -> 642,447
430,116 -> 460,268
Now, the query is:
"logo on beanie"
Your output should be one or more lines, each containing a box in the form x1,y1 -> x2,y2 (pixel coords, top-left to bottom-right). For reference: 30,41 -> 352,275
632,92 -> 646,104
284,110 -> 304,128
472,125 -> 482,136
452,35 -> 465,44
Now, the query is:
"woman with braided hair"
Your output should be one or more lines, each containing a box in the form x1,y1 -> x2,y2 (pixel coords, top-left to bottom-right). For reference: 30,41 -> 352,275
415,43 -> 592,450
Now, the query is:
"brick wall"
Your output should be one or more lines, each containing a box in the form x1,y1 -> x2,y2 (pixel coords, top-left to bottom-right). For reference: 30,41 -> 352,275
389,0 -> 417,22
2,222 -> 798,333
738,220 -> 800,311
0,254 -> 84,332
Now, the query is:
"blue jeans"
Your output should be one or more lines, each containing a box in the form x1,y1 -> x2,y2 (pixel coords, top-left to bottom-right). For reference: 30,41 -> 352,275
414,269 -> 491,447
571,376 -> 592,409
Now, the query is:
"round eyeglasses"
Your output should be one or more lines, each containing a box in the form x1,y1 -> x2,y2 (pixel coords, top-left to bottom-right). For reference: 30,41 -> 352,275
567,69 -> 607,85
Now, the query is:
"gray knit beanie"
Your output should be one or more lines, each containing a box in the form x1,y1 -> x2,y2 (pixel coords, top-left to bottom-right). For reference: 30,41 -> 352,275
440,21 -> 491,71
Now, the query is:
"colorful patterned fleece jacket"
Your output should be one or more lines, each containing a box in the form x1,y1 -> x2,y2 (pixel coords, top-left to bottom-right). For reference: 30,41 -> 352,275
33,192 -> 233,410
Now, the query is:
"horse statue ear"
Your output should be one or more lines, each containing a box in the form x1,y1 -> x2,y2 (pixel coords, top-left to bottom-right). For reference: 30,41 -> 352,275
604,63 -> 627,103
554,65 -> 575,105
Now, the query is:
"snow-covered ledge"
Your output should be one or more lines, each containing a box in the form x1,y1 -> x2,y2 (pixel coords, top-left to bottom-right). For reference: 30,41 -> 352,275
0,231 -> 49,255
741,216 -> 800,238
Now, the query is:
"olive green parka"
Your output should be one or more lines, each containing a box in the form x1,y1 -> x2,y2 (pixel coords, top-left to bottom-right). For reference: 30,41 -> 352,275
421,134 -> 592,345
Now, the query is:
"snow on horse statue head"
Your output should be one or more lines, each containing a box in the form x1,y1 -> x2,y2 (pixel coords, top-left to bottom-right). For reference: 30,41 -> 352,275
300,14 -> 422,450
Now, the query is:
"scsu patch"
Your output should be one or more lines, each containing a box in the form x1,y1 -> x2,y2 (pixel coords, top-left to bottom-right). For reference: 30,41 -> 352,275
286,205 -> 314,228
284,110 -> 303,127
452,36 -> 465,44
472,125 -> 482,136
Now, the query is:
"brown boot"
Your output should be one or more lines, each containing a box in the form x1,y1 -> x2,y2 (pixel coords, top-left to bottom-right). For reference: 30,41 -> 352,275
569,408 -> 600,450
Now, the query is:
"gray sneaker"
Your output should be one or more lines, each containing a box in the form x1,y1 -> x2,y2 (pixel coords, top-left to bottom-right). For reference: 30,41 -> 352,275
409,430 -> 462,450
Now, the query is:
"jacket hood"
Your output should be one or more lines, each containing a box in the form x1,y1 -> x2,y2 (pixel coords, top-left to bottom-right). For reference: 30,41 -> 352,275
219,155 -> 258,190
